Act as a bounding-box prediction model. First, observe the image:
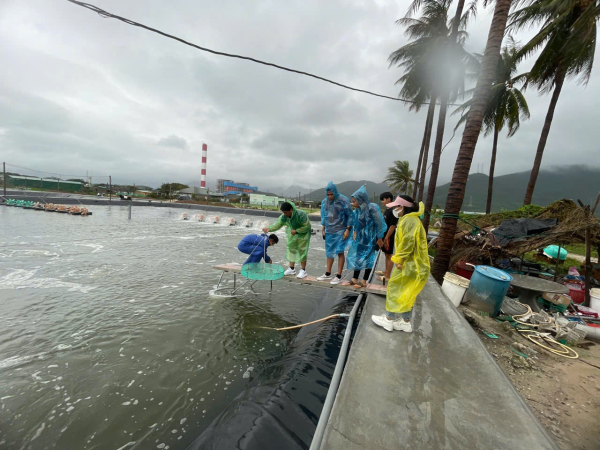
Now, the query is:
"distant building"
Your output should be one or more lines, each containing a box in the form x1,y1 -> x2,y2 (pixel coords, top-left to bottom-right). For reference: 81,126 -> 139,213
6,175 -> 83,192
249,194 -> 284,207
217,179 -> 258,195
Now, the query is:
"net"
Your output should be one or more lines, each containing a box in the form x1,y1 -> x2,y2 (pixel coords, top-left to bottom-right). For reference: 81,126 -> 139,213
241,262 -> 285,281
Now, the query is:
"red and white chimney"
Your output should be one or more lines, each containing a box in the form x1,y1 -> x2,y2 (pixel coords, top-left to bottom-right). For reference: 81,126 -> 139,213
201,143 -> 207,188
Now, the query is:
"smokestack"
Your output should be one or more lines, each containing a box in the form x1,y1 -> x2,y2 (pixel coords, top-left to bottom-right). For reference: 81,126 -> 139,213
201,143 -> 207,188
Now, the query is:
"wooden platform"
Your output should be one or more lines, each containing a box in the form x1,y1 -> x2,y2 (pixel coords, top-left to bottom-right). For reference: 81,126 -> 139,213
213,263 -> 388,295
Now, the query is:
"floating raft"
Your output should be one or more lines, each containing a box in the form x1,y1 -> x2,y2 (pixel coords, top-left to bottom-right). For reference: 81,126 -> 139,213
213,263 -> 387,295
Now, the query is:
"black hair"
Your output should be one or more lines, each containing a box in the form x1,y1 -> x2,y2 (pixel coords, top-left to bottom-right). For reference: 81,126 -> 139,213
379,191 -> 394,201
280,202 -> 293,212
399,194 -> 419,214
269,234 -> 279,244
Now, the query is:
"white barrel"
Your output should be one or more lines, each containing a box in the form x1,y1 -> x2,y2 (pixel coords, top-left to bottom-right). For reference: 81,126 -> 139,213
442,273 -> 470,308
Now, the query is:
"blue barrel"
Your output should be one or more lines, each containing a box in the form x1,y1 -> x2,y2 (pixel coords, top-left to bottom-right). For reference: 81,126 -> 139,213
464,266 -> 513,317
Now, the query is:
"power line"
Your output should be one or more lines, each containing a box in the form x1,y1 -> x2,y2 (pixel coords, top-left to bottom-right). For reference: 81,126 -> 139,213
66,0 -> 451,106
5,163 -> 109,178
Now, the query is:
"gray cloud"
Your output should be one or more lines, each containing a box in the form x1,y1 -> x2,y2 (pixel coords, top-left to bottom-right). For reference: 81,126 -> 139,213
0,0 -> 598,192
158,134 -> 188,149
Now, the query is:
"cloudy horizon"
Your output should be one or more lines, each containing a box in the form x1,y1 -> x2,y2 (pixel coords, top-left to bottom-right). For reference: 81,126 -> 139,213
1,0 -> 598,193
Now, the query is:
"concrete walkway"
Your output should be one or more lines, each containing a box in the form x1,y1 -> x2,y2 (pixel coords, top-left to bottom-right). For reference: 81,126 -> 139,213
322,276 -> 558,449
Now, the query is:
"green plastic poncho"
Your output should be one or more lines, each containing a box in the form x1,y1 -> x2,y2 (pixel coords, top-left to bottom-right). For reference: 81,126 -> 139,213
268,201 -> 311,263
386,201 -> 430,314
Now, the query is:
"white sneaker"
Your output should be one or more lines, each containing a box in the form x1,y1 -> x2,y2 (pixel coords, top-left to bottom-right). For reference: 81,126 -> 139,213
284,267 -> 296,276
393,320 -> 413,333
317,274 -> 332,281
371,314 -> 394,332
330,276 -> 342,285
296,269 -> 308,279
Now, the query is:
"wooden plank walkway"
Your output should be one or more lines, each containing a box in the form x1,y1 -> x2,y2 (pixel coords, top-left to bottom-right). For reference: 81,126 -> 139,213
213,263 -> 388,295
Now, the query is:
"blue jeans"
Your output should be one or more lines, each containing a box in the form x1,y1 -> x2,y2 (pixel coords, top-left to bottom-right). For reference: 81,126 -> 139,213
386,310 -> 412,321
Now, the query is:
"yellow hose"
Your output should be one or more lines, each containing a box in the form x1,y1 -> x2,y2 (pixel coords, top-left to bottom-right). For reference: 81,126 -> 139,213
518,329 -> 579,359
258,314 -> 345,331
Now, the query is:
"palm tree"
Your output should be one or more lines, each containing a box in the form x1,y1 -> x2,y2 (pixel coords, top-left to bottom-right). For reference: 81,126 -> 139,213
421,0 -> 479,232
431,0 -> 514,283
510,0 -> 599,205
389,0 -> 453,202
453,37 -> 530,214
385,161 -> 415,195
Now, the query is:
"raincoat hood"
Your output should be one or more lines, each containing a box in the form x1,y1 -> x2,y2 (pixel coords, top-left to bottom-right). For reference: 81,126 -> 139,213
325,181 -> 339,200
405,201 -> 425,218
351,185 -> 370,210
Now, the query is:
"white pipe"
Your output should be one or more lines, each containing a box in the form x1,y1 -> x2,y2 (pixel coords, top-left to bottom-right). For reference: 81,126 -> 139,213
309,251 -> 381,450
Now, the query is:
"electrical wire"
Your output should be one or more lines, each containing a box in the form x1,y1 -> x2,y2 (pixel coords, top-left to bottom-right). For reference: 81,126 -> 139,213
65,1 -> 460,107
5,163 -> 110,178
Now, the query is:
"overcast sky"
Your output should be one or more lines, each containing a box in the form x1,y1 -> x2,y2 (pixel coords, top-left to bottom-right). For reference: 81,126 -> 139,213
1,0 -> 598,192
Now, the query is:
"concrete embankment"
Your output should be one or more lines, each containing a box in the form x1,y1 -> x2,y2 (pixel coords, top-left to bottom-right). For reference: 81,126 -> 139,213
321,276 -> 558,449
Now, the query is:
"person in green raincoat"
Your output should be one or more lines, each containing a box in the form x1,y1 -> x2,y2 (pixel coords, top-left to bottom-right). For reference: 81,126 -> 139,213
262,201 -> 311,279
371,195 -> 430,333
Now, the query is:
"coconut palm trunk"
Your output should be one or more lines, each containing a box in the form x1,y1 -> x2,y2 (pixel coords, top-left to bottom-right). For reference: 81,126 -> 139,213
423,96 -> 449,231
523,70 -> 566,205
432,0 -> 513,282
486,124 -> 500,214
412,98 -> 436,197
422,0 -> 466,231
417,100 -> 436,202
415,97 -> 436,200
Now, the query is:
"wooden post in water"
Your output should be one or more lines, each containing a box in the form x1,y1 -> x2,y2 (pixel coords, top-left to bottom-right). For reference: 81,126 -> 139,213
128,201 -> 132,220
109,176 -> 112,202
3,162 -> 6,197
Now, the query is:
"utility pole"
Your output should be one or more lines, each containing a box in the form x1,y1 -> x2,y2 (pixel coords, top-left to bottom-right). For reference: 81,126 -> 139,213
109,176 -> 112,202
3,162 -> 6,197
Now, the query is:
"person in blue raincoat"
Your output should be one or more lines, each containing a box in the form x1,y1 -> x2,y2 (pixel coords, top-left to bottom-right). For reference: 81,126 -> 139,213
237,233 -> 279,265
316,182 -> 353,285
347,185 -> 386,289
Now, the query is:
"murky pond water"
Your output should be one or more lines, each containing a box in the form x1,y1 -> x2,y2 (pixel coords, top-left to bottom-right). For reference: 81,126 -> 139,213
0,205 -> 348,449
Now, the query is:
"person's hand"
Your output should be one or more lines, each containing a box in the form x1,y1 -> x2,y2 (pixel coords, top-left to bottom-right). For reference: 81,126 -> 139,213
395,263 -> 403,270
291,229 -> 297,236
262,227 -> 269,234
343,229 -> 350,240
383,237 -> 389,249
353,231 -> 356,241
377,238 -> 384,249
322,228 -> 326,238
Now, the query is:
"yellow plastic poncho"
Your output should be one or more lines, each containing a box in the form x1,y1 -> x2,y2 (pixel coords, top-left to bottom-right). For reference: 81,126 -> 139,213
386,202 -> 431,313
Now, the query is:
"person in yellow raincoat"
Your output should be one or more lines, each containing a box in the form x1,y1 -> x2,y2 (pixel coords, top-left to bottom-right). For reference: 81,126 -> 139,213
371,195 -> 430,333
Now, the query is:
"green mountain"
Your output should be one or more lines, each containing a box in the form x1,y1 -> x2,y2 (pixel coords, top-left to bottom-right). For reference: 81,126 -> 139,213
430,166 -> 600,213
305,180 -> 391,202
303,166 -> 599,213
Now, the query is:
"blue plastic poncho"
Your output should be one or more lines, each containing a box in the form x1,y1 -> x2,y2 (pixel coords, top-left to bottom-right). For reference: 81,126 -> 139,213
346,185 -> 387,271
386,202 -> 430,313
238,234 -> 272,265
321,182 -> 353,258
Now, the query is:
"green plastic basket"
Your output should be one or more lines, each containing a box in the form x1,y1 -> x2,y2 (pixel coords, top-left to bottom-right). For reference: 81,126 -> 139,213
241,262 -> 285,281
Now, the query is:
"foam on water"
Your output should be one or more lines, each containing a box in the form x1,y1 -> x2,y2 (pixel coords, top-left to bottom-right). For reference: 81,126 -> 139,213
0,269 -> 95,293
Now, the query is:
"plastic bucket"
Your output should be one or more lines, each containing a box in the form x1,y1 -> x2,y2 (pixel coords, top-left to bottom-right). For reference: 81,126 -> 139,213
564,281 -> 585,304
591,288 -> 600,313
442,273 -> 470,307
456,261 -> 475,280
464,266 -> 513,317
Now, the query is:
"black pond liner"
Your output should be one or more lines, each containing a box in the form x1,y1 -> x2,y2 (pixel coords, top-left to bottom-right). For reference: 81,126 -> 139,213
187,290 -> 365,450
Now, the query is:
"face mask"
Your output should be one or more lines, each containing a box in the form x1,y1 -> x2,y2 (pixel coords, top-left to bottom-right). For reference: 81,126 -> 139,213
392,208 -> 402,218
